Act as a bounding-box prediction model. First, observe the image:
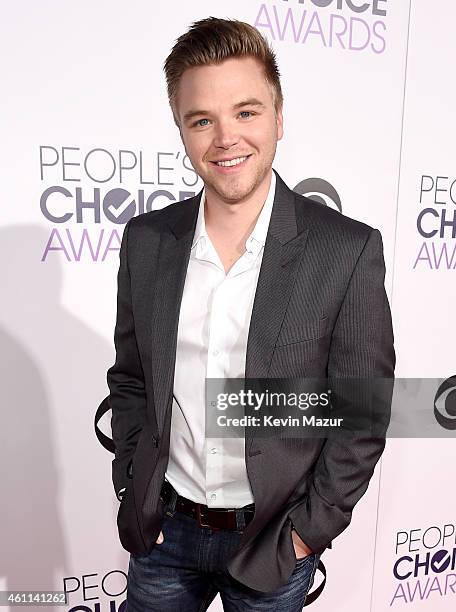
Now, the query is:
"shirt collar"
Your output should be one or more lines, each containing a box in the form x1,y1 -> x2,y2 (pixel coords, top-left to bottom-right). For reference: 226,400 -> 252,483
191,170 -> 276,254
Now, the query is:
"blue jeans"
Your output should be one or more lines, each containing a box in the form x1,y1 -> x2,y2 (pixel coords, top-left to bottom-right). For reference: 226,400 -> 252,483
126,490 -> 320,611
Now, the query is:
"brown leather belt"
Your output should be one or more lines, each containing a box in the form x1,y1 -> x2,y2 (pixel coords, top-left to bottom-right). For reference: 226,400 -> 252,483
160,479 -> 255,531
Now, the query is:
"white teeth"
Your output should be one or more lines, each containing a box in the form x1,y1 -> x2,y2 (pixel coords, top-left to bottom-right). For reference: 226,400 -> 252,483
216,156 -> 248,167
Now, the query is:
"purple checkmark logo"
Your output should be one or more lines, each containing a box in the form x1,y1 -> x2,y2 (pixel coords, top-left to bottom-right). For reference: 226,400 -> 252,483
431,549 -> 451,573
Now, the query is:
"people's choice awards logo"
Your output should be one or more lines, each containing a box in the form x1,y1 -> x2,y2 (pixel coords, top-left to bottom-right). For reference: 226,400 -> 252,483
39,146 -> 199,262
391,524 -> 456,606
254,0 -> 387,54
413,175 -> 456,270
434,376 -> 456,430
293,178 -> 342,212
62,569 -> 127,611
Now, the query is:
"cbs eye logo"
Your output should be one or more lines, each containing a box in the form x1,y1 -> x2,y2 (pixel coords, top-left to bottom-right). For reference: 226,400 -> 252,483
293,178 -> 342,212
434,376 -> 456,430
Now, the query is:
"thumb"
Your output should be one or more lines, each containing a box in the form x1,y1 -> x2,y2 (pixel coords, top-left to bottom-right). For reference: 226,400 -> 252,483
156,531 -> 164,544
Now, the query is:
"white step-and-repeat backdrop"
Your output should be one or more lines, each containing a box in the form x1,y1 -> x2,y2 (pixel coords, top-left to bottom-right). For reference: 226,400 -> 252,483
1,1 -> 454,610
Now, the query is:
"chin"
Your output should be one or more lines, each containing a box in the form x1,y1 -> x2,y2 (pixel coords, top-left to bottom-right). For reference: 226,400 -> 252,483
217,184 -> 253,203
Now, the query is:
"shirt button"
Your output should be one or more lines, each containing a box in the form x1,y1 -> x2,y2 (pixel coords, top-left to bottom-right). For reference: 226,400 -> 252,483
211,493 -> 217,500
212,349 -> 219,356
210,447 -> 217,454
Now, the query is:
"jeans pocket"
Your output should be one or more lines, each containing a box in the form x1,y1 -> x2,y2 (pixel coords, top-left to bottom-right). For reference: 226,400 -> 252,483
295,552 -> 315,569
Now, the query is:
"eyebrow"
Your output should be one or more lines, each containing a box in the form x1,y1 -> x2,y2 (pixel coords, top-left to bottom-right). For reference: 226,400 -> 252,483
182,98 -> 266,123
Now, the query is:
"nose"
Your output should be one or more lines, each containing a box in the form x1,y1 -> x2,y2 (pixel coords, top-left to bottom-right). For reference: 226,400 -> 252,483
213,119 -> 239,149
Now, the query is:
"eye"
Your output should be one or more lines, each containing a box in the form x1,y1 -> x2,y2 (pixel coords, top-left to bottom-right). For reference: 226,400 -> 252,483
194,118 -> 210,127
239,110 -> 253,119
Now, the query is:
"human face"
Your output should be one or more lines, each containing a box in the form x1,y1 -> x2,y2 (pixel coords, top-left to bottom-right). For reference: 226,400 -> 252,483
175,56 -> 283,204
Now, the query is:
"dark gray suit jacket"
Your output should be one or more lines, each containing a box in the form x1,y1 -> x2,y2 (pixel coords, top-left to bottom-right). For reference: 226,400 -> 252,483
106,168 -> 395,592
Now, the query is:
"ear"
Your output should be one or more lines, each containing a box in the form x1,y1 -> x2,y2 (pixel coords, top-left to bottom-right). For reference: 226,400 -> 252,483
177,122 -> 189,157
276,105 -> 284,141
177,123 -> 186,151
174,113 -> 182,133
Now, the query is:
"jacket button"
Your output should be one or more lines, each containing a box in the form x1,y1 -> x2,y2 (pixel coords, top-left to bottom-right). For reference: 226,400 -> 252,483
127,460 -> 133,478
152,435 -> 159,447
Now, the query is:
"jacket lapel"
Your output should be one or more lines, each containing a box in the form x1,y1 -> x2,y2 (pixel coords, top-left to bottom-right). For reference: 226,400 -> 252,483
151,195 -> 200,435
245,170 -> 310,378
245,171 -> 310,455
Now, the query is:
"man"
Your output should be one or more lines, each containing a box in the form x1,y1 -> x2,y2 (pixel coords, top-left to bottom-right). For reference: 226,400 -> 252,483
106,16 -> 395,611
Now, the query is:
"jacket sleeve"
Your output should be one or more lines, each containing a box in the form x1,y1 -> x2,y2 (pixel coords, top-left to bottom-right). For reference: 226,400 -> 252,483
106,218 -> 147,498
288,228 -> 395,554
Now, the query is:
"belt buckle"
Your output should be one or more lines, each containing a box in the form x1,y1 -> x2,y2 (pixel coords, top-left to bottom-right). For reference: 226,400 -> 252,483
196,504 -> 212,529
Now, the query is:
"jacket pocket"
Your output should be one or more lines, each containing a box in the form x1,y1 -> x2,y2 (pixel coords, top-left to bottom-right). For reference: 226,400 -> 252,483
276,315 -> 328,347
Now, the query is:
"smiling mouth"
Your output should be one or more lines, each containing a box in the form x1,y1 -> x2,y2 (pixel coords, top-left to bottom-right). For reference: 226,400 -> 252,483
211,155 -> 252,167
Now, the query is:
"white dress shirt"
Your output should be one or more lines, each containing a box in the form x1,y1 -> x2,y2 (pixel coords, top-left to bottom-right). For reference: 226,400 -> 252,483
164,171 -> 276,508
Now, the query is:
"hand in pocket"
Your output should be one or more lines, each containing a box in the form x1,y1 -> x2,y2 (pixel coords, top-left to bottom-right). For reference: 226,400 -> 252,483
291,528 -> 312,560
